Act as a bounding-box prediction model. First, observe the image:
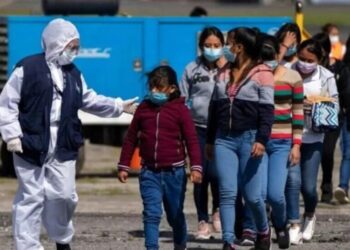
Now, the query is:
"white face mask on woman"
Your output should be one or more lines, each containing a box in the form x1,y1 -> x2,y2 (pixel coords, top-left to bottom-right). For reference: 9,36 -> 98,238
57,48 -> 78,66
296,60 -> 317,75
329,35 -> 340,44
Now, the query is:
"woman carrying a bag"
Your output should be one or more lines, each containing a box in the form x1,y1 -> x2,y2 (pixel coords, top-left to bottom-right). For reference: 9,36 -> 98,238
291,38 -> 339,242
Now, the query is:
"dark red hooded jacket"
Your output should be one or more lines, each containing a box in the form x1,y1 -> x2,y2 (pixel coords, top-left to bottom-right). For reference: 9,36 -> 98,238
118,97 -> 202,172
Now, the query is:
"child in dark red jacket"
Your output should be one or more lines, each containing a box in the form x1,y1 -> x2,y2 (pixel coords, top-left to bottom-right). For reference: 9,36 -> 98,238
118,65 -> 202,250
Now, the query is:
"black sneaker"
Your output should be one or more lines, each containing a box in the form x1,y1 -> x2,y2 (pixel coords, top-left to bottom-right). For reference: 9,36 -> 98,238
321,183 -> 333,203
56,243 -> 71,250
276,228 -> 290,249
174,244 -> 187,250
222,242 -> 237,250
255,228 -> 271,250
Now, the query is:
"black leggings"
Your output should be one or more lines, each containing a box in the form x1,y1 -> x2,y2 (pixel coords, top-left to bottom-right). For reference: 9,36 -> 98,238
321,125 -> 342,188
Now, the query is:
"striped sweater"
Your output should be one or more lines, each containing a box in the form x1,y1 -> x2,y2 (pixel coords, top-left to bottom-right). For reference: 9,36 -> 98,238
271,68 -> 304,145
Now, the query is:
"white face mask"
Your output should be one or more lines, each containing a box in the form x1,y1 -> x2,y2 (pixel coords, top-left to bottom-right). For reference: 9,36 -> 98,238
329,35 -> 339,44
296,60 -> 317,75
57,48 -> 78,65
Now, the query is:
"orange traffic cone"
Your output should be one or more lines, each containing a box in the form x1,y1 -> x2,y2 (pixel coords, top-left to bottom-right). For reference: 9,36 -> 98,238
130,147 -> 141,170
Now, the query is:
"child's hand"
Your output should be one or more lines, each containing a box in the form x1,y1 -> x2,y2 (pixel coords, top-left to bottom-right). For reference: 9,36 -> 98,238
118,170 -> 129,183
190,170 -> 202,184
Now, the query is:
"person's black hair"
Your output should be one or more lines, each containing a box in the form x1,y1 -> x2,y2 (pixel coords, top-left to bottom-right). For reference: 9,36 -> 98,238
147,65 -> 180,100
342,35 -> 350,65
226,27 -> 259,87
198,26 -> 224,51
312,32 -> 331,67
298,39 -> 324,62
275,22 -> 302,45
322,23 -> 338,34
190,6 -> 208,17
251,27 -> 261,34
257,33 -> 279,62
228,27 -> 259,60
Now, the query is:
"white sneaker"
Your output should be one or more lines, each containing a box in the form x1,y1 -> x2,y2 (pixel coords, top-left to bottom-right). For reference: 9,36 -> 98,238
302,215 -> 316,241
334,187 -> 350,204
289,225 -> 303,245
195,220 -> 211,239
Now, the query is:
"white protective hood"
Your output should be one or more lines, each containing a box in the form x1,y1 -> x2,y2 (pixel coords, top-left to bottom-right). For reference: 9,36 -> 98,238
41,18 -> 80,63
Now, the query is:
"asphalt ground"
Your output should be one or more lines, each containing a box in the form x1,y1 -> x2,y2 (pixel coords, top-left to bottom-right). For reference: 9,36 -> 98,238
0,0 -> 350,249
0,142 -> 350,249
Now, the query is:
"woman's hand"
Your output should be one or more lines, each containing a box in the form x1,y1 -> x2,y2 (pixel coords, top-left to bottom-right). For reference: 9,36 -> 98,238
282,31 -> 296,48
251,142 -> 265,158
289,144 -> 301,166
303,98 -> 313,114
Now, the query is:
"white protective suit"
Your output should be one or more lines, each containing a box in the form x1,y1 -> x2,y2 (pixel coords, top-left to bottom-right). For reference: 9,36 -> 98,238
0,18 -> 128,250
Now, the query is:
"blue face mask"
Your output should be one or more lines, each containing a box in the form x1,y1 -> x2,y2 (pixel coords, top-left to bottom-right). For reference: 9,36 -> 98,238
203,47 -> 223,62
264,60 -> 279,70
285,45 -> 297,57
223,46 -> 236,63
147,91 -> 168,105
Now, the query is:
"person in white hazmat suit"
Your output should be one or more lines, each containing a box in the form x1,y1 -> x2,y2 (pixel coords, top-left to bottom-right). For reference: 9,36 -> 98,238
0,18 -> 138,250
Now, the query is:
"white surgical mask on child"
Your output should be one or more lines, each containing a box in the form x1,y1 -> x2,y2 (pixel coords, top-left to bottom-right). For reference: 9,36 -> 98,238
147,91 -> 169,105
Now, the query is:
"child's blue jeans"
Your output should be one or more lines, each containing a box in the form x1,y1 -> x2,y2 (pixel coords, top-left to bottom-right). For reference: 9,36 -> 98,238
139,166 -> 187,250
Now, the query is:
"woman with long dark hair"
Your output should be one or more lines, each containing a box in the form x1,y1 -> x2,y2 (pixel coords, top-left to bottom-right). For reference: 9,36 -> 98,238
206,27 -> 274,250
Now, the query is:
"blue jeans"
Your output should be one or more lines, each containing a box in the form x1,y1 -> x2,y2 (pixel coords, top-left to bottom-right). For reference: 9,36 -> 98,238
194,127 -> 220,222
267,139 -> 291,229
300,142 -> 323,214
286,163 -> 301,224
339,120 -> 350,191
214,130 -> 268,245
139,166 -> 187,250
243,139 -> 291,231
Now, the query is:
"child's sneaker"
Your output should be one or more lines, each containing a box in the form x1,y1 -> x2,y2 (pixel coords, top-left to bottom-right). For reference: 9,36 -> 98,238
212,209 -> 222,233
239,229 -> 256,246
289,224 -> 303,245
302,215 -> 316,241
334,187 -> 350,204
275,227 -> 290,249
195,220 -> 211,239
254,228 -> 271,250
